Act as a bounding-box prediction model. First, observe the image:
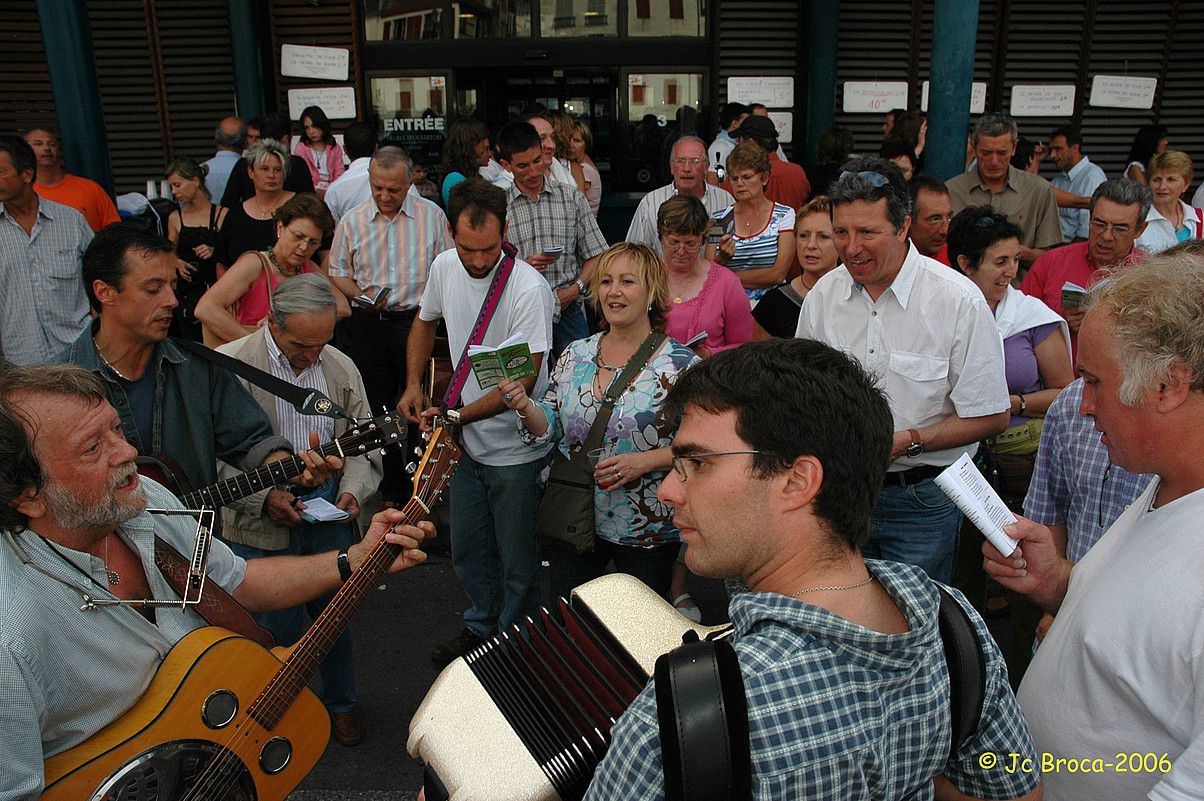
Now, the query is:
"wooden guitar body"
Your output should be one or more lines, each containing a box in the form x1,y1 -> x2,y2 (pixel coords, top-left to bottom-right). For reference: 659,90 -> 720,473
42,627 -> 329,801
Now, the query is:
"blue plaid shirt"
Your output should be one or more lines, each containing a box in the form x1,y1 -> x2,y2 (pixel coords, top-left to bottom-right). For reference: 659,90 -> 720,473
1022,379 -> 1154,562
585,560 -> 1038,800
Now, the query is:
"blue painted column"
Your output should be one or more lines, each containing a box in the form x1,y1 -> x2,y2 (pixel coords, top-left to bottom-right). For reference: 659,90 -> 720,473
35,0 -> 114,194
803,0 -> 840,166
926,0 -> 980,181
229,0 -> 267,119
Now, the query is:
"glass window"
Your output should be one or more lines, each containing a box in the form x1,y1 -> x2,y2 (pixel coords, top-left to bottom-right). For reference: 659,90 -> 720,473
541,0 -> 617,37
629,0 -> 705,36
370,76 -> 449,171
454,0 -> 533,38
624,72 -> 702,190
364,2 -> 444,42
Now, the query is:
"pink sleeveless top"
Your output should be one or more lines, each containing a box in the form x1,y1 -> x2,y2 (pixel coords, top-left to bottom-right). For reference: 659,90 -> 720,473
235,253 -> 318,326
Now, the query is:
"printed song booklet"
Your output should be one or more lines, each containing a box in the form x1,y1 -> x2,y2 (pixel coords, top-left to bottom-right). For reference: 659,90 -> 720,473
934,452 -> 1020,557
1060,280 -> 1087,309
468,334 -> 536,389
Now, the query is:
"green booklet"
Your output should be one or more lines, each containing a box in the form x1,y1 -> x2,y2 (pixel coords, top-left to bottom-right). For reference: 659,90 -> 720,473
468,333 -> 536,389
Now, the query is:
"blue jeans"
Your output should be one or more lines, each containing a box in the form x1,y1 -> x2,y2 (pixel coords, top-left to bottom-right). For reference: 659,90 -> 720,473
552,301 -> 590,362
228,479 -> 357,713
863,478 -> 962,584
449,453 -> 542,638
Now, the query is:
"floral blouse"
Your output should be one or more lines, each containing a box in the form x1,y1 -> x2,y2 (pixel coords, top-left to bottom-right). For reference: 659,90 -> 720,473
522,332 -> 699,547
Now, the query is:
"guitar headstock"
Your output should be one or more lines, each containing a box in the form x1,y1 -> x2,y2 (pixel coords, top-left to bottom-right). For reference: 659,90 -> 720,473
412,425 -> 461,511
338,411 -> 407,456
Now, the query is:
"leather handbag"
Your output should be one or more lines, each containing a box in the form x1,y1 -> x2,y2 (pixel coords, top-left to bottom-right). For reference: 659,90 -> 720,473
534,331 -> 665,554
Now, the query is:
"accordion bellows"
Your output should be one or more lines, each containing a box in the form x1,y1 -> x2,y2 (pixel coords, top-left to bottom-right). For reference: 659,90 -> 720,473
407,573 -> 720,801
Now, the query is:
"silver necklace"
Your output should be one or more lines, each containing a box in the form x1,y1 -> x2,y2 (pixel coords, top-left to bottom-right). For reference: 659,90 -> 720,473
103,536 -> 120,586
94,339 -> 134,382
791,574 -> 874,598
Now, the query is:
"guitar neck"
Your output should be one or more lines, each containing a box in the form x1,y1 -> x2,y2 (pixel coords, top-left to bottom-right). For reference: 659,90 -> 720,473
179,439 -> 346,509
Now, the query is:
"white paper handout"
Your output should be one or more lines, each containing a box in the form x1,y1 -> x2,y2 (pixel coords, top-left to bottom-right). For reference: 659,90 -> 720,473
299,497 -> 352,523
934,453 -> 1020,557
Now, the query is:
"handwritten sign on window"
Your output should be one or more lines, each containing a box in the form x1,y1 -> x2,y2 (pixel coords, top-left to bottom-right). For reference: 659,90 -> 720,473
727,77 -> 795,109
842,82 -> 909,114
288,87 -> 356,120
1009,85 -> 1076,117
281,44 -> 350,82
1089,75 -> 1157,110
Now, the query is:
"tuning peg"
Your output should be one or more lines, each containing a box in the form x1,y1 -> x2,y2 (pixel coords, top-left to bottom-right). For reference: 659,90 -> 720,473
405,462 -> 417,475
413,446 -> 424,456
379,448 -> 387,456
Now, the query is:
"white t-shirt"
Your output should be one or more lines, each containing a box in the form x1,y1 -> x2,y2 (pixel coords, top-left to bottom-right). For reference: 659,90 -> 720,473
418,248 -> 555,466
795,243 -> 1010,469
1018,478 -> 1204,801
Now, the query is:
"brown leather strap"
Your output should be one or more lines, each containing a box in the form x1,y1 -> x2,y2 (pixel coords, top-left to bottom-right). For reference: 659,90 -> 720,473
154,535 -> 275,649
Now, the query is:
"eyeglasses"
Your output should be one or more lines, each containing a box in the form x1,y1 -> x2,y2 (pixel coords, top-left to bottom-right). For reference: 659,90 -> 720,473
662,239 -> 703,253
283,227 -> 323,248
1089,219 -> 1134,236
672,157 -> 706,167
839,170 -> 890,187
671,450 -> 763,482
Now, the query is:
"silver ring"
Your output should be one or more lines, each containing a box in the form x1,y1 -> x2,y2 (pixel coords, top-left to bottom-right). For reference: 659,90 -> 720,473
616,470 -> 623,479
503,392 -> 512,404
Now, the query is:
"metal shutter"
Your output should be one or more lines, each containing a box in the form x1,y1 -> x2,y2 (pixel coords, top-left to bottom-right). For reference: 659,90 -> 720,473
268,0 -> 365,127
716,1 -> 801,156
0,0 -> 58,135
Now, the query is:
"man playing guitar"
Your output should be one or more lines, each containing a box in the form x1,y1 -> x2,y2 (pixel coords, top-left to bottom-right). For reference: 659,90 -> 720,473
0,364 -> 433,800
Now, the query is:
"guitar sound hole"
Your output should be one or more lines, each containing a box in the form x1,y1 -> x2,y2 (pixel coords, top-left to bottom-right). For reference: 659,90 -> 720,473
202,690 -> 238,728
90,740 -> 256,801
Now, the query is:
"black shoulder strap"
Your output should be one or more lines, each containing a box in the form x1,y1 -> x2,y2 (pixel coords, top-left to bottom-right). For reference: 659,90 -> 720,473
936,584 -> 987,763
654,630 -> 751,801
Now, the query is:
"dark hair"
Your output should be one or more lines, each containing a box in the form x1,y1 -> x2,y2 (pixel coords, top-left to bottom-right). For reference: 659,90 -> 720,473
816,126 -> 854,165
1090,177 -> 1152,223
0,365 -> 108,531
442,118 -> 490,179
246,116 -> 264,133
258,112 -> 293,142
891,111 -> 925,149
909,173 -> 949,205
495,121 -> 541,164
719,102 -> 750,131
342,122 -> 378,160
299,106 -> 336,147
829,155 -> 912,231
656,194 -> 710,238
447,178 -> 508,235
274,192 -> 335,236
164,157 -> 210,198
1125,124 -> 1168,170
1011,136 -> 1038,170
0,135 -> 36,176
1049,126 -> 1082,148
947,206 -> 1023,270
82,224 -> 176,313
665,339 -> 893,550
879,136 -> 917,173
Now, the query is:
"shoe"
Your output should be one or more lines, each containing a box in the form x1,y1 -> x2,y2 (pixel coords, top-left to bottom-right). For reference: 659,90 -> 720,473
673,593 -> 703,624
430,627 -> 487,669
330,710 -> 364,747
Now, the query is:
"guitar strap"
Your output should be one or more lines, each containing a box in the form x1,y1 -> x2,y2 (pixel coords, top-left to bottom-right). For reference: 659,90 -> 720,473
153,535 -> 276,649
441,242 -> 518,410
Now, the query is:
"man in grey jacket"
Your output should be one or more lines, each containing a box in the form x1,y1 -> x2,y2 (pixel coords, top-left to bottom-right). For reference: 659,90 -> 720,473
217,274 -> 381,747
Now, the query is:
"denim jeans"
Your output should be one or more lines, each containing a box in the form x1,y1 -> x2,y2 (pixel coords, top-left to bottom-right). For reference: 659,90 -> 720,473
449,453 -> 542,638
552,301 -> 590,362
547,539 -> 678,602
863,478 -> 962,584
228,479 -> 357,712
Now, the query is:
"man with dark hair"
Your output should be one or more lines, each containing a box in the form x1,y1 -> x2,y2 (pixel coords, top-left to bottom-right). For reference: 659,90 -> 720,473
219,112 -> 315,207
521,112 -> 577,190
587,339 -> 1039,801
24,127 -> 120,233
323,121 -> 382,222
495,120 -> 606,358
946,113 -> 1063,265
909,174 -> 954,265
328,146 -> 452,505
204,116 -> 247,201
0,134 -> 93,365
0,363 -> 431,799
1021,178 -> 1149,360
625,135 -> 732,255
706,101 -> 750,183
399,178 -> 554,667
727,115 -> 809,210
883,107 -> 906,137
1048,126 -> 1106,242
245,116 -> 263,147
52,224 -> 335,501
797,157 -> 1010,583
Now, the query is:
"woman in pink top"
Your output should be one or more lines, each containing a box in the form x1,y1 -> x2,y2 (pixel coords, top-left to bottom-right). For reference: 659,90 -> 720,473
295,105 -> 346,195
658,194 -> 753,356
196,193 -> 347,345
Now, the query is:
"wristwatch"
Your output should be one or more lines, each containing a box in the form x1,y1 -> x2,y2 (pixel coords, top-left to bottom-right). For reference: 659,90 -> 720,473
905,428 -> 925,459
337,548 -> 352,583
573,277 -> 588,296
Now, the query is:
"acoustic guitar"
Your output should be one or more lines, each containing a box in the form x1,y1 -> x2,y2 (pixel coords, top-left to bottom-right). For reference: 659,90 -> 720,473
40,425 -> 461,801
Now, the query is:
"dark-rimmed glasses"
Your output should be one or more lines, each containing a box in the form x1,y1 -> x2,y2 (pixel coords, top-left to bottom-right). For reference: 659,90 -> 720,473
671,450 -> 763,481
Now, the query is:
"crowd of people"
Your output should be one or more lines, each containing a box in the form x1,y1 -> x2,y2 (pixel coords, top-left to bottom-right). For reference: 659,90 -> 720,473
1,96 -> 1202,801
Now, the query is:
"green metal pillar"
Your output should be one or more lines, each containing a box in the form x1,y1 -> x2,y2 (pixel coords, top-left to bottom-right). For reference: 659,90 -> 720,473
926,0 -> 980,181
803,0 -> 840,166
228,0 -> 267,119
35,0 -> 114,194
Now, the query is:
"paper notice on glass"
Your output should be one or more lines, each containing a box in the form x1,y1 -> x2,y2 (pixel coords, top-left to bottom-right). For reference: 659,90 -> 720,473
934,453 -> 1020,557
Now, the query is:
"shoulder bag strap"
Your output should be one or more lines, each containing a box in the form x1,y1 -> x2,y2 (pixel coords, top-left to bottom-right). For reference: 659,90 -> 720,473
575,330 -> 666,460
936,584 -> 987,763
441,242 -> 519,410
153,535 -> 275,649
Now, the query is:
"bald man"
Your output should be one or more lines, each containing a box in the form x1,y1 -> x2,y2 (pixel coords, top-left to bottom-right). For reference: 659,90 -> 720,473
204,116 -> 247,201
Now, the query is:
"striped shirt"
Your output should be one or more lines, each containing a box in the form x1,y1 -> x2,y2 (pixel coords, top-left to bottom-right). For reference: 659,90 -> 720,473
263,327 -> 335,450
0,198 -> 92,365
712,202 -> 795,301
625,182 -> 734,256
327,194 -> 452,311
506,178 -> 608,291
